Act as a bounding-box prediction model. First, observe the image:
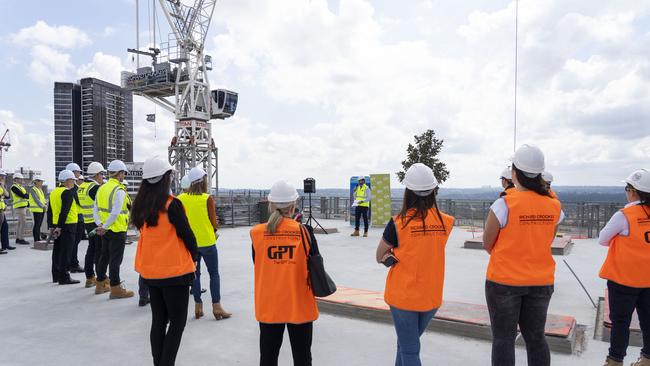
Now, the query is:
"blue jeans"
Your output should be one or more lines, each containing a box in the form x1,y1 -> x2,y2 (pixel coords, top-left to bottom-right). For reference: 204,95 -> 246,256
192,245 -> 221,304
390,306 -> 437,366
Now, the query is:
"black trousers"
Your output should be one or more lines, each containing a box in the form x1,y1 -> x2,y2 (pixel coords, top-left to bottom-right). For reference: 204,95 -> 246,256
354,206 -> 369,232
96,231 -> 127,286
70,217 -> 84,267
0,214 -> 8,249
51,227 -> 76,283
259,322 -> 313,366
607,280 -> 650,361
149,284 -> 189,366
32,211 -> 44,242
485,280 -> 554,366
83,223 -> 99,279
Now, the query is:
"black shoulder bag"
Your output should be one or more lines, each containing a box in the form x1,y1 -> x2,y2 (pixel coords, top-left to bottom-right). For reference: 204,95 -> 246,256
299,224 -> 337,297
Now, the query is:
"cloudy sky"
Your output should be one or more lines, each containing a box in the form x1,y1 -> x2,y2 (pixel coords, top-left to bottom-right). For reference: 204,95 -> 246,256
0,0 -> 648,189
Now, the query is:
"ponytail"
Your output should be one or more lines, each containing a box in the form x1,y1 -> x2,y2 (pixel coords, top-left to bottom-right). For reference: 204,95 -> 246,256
266,203 -> 295,234
637,190 -> 650,208
512,165 -> 552,197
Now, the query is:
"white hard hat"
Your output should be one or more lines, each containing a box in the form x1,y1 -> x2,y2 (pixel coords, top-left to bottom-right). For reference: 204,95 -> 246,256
403,163 -> 439,192
0,169 -> 5,176
142,156 -> 173,182
87,162 -> 105,176
542,171 -> 554,183
188,166 -> 207,183
180,175 -> 191,190
33,176 -> 44,181
500,166 -> 512,180
66,163 -> 82,172
107,160 -> 128,173
58,170 -> 75,182
625,169 -> 650,193
268,181 -> 300,207
77,175 -> 85,180
13,173 -> 24,179
512,144 -> 545,176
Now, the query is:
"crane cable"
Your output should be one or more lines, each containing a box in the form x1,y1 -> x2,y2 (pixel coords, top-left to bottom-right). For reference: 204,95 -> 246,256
513,0 -> 519,153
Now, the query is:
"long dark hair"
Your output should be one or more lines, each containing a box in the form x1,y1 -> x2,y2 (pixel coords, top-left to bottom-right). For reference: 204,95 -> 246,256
512,164 -> 552,197
398,188 -> 447,233
499,178 -> 515,197
131,171 -> 172,229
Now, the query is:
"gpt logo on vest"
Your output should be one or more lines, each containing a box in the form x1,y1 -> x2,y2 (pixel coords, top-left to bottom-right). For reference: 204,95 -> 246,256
267,245 -> 297,263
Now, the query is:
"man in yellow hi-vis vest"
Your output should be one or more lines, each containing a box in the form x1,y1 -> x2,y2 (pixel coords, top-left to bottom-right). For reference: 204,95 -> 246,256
28,176 -> 47,243
78,162 -> 105,288
66,162 -> 86,273
47,170 -> 80,285
0,170 -> 12,253
11,173 -> 30,245
93,160 -> 134,299
351,177 -> 372,237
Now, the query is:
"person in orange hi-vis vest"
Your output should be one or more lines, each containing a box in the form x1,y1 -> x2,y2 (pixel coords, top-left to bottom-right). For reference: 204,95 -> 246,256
598,169 -> 650,366
251,180 -> 318,366
542,171 -> 558,200
375,163 -> 455,366
482,145 -> 564,366
132,156 -> 197,366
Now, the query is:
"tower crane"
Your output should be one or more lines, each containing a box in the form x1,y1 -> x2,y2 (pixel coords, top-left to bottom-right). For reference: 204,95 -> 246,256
122,0 -> 238,190
0,129 -> 10,169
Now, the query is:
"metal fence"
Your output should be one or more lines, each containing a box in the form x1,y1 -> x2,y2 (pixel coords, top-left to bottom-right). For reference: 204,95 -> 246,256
214,191 -> 624,238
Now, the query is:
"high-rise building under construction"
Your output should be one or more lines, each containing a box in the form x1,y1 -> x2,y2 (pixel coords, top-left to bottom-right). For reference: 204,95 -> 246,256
53,78 -> 133,176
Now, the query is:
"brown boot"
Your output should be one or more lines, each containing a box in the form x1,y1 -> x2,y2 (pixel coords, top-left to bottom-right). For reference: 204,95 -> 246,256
350,230 -> 360,237
195,303 -> 204,319
212,303 -> 232,320
94,279 -> 110,295
631,355 -> 650,366
363,231 -> 368,237
603,357 -> 623,366
109,283 -> 134,299
85,276 -> 96,288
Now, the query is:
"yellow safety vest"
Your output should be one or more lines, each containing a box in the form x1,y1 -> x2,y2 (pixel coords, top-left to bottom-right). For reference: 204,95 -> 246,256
177,193 -> 217,247
11,184 -> 28,209
0,186 -> 6,210
96,178 -> 130,233
28,186 -> 46,213
355,184 -> 370,208
78,181 -> 99,224
50,186 -> 79,225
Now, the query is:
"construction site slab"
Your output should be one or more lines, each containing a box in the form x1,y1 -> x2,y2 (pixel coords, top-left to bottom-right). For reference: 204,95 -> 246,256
32,241 -> 53,251
317,286 -> 579,354
597,290 -> 642,346
312,227 -> 340,234
463,236 -> 573,255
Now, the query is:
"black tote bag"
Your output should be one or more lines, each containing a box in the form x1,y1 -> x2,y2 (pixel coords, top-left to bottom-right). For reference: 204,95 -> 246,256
299,224 -> 337,297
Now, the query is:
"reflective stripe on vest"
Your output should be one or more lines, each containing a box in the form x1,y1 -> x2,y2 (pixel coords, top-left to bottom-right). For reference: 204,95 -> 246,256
177,193 -> 216,247
486,190 -> 561,286
251,219 -> 319,324
0,186 -> 6,210
50,186 -> 79,225
96,179 -> 129,232
384,209 -> 455,311
11,184 -> 28,208
78,181 -> 98,223
355,184 -> 370,207
599,205 -> 650,288
28,186 -> 46,213
135,196 -> 195,280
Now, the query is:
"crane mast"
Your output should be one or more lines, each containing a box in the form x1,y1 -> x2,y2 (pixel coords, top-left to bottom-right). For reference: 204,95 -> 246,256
123,0 -> 238,190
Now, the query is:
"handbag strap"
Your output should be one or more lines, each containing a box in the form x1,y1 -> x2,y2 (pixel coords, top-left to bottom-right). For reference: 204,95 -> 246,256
299,224 -> 310,258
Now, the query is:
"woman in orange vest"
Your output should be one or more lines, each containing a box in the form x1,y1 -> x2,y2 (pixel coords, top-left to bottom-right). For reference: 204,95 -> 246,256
251,181 -> 318,366
482,145 -> 564,366
376,163 -> 455,366
132,156 -> 197,366
598,169 -> 650,366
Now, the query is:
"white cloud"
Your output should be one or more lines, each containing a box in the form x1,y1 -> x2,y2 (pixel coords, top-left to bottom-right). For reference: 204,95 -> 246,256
8,20 -> 91,49
76,52 -> 125,85
28,45 -> 75,85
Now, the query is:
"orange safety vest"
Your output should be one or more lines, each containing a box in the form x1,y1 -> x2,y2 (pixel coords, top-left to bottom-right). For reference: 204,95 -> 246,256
384,208 -> 455,311
135,196 -> 196,280
549,189 -> 558,199
251,218 -> 319,324
599,205 -> 650,288
486,190 -> 561,286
